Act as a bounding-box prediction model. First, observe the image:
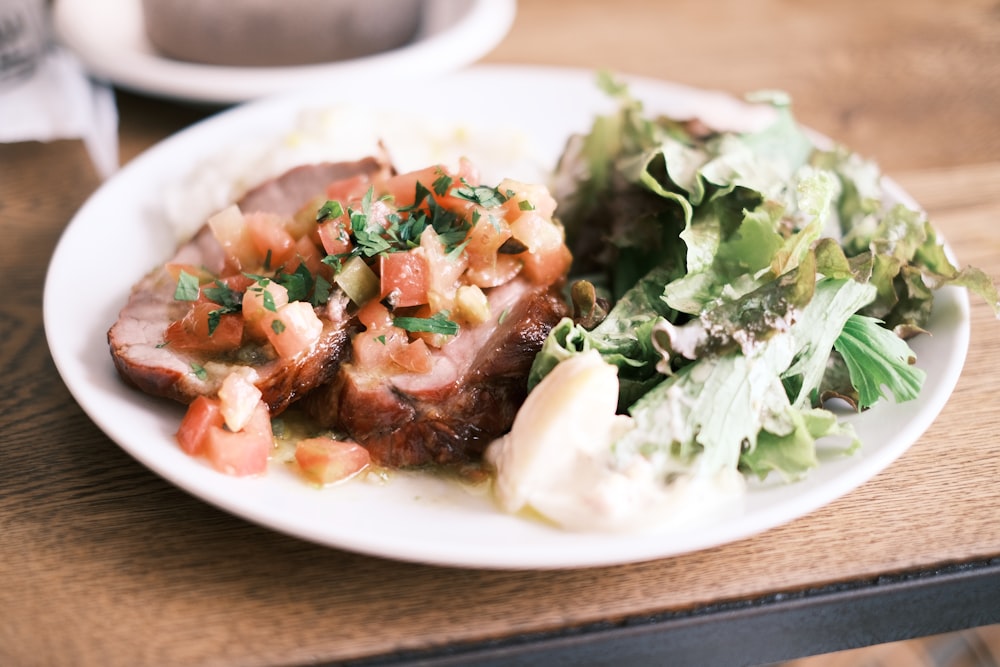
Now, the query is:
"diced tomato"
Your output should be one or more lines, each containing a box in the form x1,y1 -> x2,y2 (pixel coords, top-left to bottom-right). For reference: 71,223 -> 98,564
351,328 -> 393,370
202,400 -> 272,476
508,211 -> 572,286
324,173 -> 374,203
356,299 -> 394,330
419,227 -> 468,312
497,178 -> 558,220
465,210 -> 513,266
194,273 -> 254,309
265,301 -> 323,358
208,204 -> 257,272
379,250 -> 430,308
388,336 -> 433,373
465,254 -> 522,289
212,273 -> 256,297
164,302 -> 244,353
378,165 -> 448,209
282,235 -> 325,276
351,302 -> 432,374
295,437 -> 370,485
176,394 -> 272,476
246,212 -> 296,269
376,161 -> 478,213
242,279 -> 290,340
455,157 -> 481,188
317,215 -> 351,256
176,396 -> 224,455
218,370 -> 263,432
365,198 -> 395,231
462,211 -> 522,288
165,263 -> 214,285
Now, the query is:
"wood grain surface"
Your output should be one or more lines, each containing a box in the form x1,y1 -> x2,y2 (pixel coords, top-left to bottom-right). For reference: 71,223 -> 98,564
1,1 -> 999,665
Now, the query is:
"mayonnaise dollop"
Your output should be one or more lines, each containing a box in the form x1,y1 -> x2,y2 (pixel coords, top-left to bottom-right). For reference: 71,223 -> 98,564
485,351 -> 745,532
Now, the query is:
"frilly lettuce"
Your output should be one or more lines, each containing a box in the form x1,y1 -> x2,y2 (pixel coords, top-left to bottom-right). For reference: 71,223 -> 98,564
532,73 -> 997,485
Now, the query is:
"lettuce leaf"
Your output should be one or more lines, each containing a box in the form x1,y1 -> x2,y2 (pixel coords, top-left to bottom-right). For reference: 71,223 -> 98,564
535,73 -> 998,488
833,314 -> 926,409
528,263 -> 679,409
615,278 -> 874,481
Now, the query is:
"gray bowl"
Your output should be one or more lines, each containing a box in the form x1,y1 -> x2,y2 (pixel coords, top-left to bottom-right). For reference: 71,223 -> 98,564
141,0 -> 425,67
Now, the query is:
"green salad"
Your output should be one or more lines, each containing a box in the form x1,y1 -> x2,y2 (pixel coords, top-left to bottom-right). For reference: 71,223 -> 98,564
528,74 -> 998,485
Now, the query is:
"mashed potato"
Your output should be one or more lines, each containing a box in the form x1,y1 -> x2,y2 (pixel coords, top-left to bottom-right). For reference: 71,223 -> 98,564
162,106 -> 548,241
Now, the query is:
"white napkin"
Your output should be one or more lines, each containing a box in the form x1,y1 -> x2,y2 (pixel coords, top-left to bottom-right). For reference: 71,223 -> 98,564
0,1 -> 119,179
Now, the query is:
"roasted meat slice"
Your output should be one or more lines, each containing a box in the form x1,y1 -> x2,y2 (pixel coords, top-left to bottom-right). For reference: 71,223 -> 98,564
304,278 -> 570,467
111,154 -> 574,474
107,159 -> 388,413
237,157 -> 388,215
107,251 -> 356,413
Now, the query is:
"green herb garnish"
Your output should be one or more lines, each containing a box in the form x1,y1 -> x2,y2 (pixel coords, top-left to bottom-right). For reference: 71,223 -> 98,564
202,280 -> 242,335
432,171 -> 453,196
393,311 -> 460,336
453,180 -> 508,208
322,180 -> 475,271
174,270 -> 200,302
316,199 -> 344,222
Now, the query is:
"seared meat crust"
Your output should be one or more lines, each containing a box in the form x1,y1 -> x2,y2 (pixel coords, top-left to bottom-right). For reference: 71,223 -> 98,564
107,160 -> 386,413
305,280 -> 569,467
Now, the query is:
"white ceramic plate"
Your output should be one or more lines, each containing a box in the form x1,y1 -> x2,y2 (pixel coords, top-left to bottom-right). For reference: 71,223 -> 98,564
52,0 -> 515,104
43,65 -> 970,569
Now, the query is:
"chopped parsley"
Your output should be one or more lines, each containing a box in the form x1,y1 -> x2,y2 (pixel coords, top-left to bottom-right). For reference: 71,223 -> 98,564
321,180 -> 480,272
432,172 -> 453,196
316,199 -> 344,222
174,270 -> 200,301
190,363 -> 208,380
273,264 -> 311,302
201,279 -> 242,335
453,180 -> 508,208
169,173 -> 523,351
393,311 -> 460,336
202,280 -> 241,308
310,274 -> 333,307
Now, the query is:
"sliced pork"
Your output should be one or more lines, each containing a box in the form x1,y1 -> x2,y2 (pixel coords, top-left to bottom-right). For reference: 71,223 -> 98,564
110,155 -> 574,474
304,279 -> 570,467
107,159 -> 387,413
237,157 -> 389,216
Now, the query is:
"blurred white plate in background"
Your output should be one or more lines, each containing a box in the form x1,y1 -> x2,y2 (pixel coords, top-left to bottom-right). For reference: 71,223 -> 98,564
53,0 -> 516,104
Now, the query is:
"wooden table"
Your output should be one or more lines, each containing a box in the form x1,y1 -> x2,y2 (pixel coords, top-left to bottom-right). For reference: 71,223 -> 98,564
3,1 -> 999,665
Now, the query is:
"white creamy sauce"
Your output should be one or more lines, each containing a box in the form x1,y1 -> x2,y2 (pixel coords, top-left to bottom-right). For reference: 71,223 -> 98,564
485,351 -> 746,533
